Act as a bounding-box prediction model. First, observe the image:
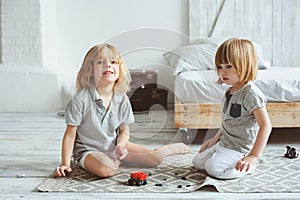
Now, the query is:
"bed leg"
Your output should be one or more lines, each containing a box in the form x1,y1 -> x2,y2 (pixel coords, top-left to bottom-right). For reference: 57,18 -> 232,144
180,128 -> 198,144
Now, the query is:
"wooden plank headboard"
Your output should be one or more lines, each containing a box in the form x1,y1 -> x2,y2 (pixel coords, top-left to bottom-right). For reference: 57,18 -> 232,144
189,0 -> 300,67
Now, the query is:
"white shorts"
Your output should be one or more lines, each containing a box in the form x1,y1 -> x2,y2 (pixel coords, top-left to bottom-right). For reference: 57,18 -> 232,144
79,151 -> 92,170
79,150 -> 117,169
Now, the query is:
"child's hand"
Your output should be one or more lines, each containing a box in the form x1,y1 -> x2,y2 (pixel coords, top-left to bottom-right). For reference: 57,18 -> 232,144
199,138 -> 217,153
235,155 -> 258,172
115,145 -> 128,160
55,165 -> 72,177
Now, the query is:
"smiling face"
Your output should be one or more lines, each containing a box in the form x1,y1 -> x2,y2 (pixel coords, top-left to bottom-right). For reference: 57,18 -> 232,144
93,47 -> 120,87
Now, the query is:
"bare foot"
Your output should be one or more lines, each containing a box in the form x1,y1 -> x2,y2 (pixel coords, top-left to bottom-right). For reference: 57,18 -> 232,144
155,143 -> 190,156
169,143 -> 190,154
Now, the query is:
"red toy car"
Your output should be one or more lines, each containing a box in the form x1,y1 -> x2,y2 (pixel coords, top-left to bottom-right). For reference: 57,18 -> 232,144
128,172 -> 147,186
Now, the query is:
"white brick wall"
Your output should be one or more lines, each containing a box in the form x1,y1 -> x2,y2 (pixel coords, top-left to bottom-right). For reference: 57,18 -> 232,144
1,0 -> 43,65
0,0 -> 61,112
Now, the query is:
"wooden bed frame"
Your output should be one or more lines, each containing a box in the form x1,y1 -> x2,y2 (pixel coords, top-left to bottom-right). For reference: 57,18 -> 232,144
174,96 -> 300,129
174,0 -> 300,143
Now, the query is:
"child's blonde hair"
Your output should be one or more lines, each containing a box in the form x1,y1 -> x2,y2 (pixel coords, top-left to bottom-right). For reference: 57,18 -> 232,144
76,43 -> 131,93
215,38 -> 258,84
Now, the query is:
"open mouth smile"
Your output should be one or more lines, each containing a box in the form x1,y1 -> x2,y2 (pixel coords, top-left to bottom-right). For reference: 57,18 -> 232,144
102,71 -> 114,75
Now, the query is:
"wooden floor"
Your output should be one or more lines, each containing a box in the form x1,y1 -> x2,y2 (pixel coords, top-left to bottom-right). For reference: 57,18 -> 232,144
0,110 -> 300,199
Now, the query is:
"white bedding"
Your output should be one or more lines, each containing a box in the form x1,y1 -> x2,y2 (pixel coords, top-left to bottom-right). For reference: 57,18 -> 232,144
175,67 -> 300,103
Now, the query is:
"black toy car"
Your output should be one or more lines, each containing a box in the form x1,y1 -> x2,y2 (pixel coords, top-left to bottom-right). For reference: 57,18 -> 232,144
128,172 -> 147,186
284,146 -> 299,159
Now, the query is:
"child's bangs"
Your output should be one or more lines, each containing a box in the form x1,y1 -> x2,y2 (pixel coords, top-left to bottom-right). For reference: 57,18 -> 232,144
215,41 -> 237,67
97,46 -> 121,63
215,50 -> 230,66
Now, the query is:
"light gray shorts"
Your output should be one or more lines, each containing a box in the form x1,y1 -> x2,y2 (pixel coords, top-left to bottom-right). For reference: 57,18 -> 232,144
79,151 -> 92,170
79,150 -> 117,169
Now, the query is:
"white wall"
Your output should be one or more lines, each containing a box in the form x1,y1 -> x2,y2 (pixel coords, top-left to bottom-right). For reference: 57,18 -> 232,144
0,0 -> 188,111
54,0 -> 189,107
0,0 -> 61,112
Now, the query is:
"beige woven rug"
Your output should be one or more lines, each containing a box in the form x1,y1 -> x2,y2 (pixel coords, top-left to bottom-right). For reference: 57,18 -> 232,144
36,148 -> 300,193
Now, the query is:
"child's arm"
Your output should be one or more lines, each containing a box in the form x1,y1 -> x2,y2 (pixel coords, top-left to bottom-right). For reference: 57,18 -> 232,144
115,124 -> 130,160
55,125 -> 77,177
199,128 -> 222,153
235,107 -> 272,172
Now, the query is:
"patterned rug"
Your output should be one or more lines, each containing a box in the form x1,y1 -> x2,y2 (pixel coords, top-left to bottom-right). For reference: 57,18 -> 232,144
36,148 -> 300,193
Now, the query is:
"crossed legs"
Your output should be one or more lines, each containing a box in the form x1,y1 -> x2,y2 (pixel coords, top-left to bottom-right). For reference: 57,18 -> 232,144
83,142 -> 189,178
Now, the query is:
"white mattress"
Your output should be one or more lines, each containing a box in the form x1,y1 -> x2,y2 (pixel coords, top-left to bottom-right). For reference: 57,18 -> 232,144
175,67 -> 300,103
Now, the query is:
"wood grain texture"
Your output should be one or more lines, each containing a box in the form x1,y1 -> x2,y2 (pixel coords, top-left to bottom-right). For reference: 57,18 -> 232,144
174,96 -> 300,129
189,0 -> 300,67
0,112 -> 299,199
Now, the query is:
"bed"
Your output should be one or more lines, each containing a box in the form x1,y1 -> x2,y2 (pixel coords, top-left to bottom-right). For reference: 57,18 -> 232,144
163,38 -> 300,143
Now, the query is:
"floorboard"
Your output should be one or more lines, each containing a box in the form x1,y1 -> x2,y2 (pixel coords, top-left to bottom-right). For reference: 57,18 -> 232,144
0,111 -> 299,199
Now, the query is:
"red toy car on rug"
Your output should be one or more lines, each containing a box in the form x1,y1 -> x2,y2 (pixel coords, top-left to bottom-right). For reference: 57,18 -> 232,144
128,172 -> 147,186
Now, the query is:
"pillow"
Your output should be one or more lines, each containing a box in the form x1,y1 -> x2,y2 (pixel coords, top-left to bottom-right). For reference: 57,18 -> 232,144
258,58 -> 271,69
193,37 -> 228,46
163,43 -> 217,74
194,37 -> 271,70
163,37 -> 270,74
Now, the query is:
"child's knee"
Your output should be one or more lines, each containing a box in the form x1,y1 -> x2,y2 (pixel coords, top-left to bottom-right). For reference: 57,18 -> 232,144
192,154 -> 205,170
204,159 -> 223,178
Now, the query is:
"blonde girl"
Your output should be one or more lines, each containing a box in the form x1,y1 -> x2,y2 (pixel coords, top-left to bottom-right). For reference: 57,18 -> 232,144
56,43 -> 189,178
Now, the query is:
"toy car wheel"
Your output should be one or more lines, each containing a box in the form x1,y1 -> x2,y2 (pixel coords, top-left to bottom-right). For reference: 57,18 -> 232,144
128,178 -> 136,186
285,154 -> 289,158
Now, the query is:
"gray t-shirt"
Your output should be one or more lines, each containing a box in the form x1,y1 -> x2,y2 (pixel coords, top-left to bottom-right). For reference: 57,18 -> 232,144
65,81 -> 134,161
220,82 -> 267,154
